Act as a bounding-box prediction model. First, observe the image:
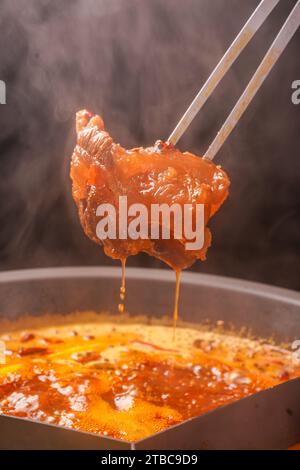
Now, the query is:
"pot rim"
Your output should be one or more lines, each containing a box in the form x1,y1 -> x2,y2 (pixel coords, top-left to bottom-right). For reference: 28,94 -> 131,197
0,266 -> 299,307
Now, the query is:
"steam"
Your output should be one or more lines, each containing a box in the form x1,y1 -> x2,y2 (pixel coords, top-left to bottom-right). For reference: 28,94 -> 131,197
0,0 -> 299,289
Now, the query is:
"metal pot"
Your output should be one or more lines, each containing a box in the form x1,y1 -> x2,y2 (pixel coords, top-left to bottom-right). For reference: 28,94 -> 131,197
0,267 -> 299,449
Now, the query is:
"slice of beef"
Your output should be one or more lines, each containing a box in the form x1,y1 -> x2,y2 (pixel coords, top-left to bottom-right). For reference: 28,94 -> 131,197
70,109 -> 230,270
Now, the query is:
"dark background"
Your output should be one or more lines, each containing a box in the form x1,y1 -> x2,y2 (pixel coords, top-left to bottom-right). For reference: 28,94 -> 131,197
0,0 -> 299,289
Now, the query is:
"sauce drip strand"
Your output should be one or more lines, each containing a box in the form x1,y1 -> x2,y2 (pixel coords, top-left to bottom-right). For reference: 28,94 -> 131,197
118,258 -> 126,314
173,270 -> 181,338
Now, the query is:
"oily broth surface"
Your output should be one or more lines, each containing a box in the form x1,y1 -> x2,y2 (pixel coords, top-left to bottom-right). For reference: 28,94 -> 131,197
0,316 -> 299,441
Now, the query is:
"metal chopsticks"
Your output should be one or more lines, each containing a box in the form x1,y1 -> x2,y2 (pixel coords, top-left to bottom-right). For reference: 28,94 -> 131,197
204,0 -> 300,160
167,0 -> 300,161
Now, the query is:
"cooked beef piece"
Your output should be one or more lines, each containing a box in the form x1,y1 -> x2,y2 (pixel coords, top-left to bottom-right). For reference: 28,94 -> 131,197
70,109 -> 230,270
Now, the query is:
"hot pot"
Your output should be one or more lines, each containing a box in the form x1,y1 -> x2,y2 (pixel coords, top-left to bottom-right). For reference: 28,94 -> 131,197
0,266 -> 299,450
